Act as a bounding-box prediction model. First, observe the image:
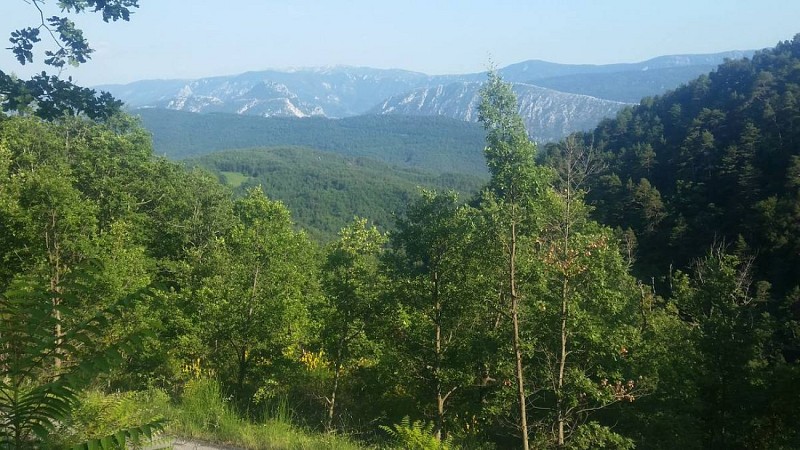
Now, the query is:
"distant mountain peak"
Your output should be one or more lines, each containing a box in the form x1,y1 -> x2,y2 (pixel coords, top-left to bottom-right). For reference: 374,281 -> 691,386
100,50 -> 753,141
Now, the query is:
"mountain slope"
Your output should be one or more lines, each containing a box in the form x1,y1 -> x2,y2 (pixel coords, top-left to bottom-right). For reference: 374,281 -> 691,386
101,52 -> 751,111
555,37 -> 800,296
531,65 -> 720,103
497,51 -> 753,84
97,52 -> 747,130
187,146 -> 485,241
369,82 -> 629,142
550,37 -> 800,449
102,67 -> 454,117
136,108 -> 489,176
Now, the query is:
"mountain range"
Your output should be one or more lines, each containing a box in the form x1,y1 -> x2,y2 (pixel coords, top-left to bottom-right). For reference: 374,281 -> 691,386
100,50 -> 753,142
369,82 -> 627,142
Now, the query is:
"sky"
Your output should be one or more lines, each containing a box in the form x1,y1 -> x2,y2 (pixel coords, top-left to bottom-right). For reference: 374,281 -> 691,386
1,0 -> 799,86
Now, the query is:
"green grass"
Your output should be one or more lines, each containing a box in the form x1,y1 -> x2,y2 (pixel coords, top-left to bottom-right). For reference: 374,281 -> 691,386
220,170 -> 251,188
46,381 -> 367,450
170,378 -> 367,450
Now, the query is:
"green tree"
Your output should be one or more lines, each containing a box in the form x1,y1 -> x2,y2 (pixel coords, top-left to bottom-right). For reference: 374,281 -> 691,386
477,70 -> 550,450
8,0 -> 138,67
0,267 -> 163,449
197,187 -> 316,406
627,178 -> 666,234
0,117 -> 158,374
531,138 -> 641,448
389,190 -> 483,440
671,249 -> 777,449
0,116 -> 170,400
319,218 -> 386,431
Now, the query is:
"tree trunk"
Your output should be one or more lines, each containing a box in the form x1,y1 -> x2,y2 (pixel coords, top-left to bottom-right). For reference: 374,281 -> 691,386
236,346 -> 249,401
47,210 -> 64,370
510,219 -> 530,450
557,170 -> 572,448
557,276 -> 568,447
436,387 -> 445,442
236,266 -> 259,402
433,270 -> 445,441
327,337 -> 345,432
53,295 -> 62,369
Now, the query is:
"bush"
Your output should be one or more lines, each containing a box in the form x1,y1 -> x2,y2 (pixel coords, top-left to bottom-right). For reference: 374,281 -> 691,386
381,417 -> 455,450
47,389 -> 170,449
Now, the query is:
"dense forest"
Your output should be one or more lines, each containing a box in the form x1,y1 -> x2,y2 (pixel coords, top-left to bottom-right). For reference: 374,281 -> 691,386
541,35 -> 800,449
187,146 -> 485,241
1,7 -> 799,448
137,109 -> 489,176
559,36 -> 800,296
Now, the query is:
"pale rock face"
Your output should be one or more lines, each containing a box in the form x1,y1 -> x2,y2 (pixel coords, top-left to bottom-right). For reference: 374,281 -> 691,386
369,82 -> 629,142
97,51 -> 750,140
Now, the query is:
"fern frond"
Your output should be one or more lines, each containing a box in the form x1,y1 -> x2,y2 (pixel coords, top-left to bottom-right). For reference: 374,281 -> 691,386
0,264 -> 157,449
380,416 -> 455,450
72,419 -> 169,450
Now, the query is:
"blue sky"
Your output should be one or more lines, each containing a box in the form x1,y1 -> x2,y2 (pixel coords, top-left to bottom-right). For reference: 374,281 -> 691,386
2,0 -> 799,85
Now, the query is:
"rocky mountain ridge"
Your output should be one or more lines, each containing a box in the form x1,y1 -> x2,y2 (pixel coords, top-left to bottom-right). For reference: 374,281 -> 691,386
99,50 -> 754,141
370,82 -> 628,142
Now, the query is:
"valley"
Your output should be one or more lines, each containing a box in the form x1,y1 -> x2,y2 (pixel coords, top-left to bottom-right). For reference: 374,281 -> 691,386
1,2 -> 798,447
104,50 -> 752,142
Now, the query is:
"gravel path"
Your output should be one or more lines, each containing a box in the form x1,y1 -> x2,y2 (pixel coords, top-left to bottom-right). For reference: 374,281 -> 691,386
168,437 -> 244,450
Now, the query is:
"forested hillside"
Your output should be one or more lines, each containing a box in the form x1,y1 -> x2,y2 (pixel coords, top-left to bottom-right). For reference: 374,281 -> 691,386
102,52 -> 749,144
2,8 -> 799,448
537,36 -> 800,448
558,35 -> 800,296
188,146 -> 485,241
136,108 -> 489,175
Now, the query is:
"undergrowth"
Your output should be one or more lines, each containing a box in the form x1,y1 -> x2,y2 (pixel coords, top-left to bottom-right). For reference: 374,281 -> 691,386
171,378 -> 365,450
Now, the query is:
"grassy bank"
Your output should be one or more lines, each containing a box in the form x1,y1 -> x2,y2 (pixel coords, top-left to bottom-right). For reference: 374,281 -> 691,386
171,378 -> 365,450
45,379 -> 366,450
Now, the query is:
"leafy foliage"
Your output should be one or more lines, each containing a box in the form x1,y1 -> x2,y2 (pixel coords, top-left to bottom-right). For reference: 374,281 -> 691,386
189,146 -> 485,241
2,28 -> 800,450
8,0 -> 139,68
194,187 -> 318,406
479,71 -> 542,196
547,35 -> 800,448
2,1 -> 131,121
380,417 -> 455,450
0,71 -> 123,121
387,190 -> 487,441
318,218 -> 386,430
558,34 -> 800,296
52,389 -> 170,450
0,266 -> 159,449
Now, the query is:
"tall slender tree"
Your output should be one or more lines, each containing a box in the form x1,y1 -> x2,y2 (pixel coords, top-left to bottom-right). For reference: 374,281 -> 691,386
533,137 -> 642,448
477,70 -> 550,450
